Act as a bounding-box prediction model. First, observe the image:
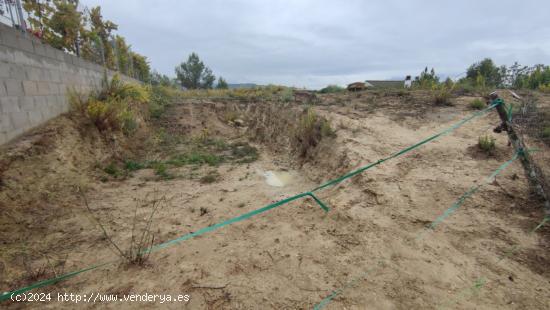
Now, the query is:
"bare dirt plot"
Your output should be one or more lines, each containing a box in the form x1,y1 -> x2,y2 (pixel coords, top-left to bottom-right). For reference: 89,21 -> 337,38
1,91 -> 549,309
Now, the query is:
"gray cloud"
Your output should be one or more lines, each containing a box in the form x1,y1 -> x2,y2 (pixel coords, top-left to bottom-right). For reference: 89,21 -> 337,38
82,0 -> 550,88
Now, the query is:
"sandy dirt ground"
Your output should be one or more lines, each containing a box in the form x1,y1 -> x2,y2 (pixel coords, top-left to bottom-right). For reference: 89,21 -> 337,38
1,91 -> 549,309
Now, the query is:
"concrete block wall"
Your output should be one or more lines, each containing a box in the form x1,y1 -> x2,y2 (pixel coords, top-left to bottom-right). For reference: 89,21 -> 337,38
0,23 -> 137,145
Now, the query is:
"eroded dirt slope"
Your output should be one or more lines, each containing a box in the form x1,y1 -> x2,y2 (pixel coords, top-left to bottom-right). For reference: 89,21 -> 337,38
1,91 -> 549,309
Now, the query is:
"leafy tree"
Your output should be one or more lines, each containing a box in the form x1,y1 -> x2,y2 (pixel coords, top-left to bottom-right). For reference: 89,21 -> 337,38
175,53 -> 216,89
413,67 -> 439,89
131,52 -> 151,82
216,77 -> 228,89
150,71 -> 173,87
87,6 -> 117,68
23,0 -> 55,37
465,58 -> 504,88
48,0 -> 83,54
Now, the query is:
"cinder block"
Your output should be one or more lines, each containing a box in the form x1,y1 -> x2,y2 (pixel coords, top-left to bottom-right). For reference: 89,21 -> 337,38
4,79 -> 23,96
27,109 -> 44,125
0,96 -> 20,113
37,81 -> 51,95
32,41 -> 47,57
0,113 -> 13,131
45,46 -> 57,60
0,63 -> 10,78
0,45 -> 14,62
17,37 -> 34,53
13,50 -> 32,66
8,64 -> 26,80
25,67 -> 42,81
0,28 -> 18,48
22,80 -> 39,95
18,96 -> 35,111
9,111 -> 29,129
0,81 -> 6,96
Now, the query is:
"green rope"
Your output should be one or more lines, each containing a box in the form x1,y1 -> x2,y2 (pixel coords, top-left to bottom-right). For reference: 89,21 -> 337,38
0,102 -> 500,302
312,101 -> 500,192
314,152 -> 518,309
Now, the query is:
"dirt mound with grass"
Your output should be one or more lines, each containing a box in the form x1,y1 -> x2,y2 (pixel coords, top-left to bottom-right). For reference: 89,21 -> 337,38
1,89 -> 549,309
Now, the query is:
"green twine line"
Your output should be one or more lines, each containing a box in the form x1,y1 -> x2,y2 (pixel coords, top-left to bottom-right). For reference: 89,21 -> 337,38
315,152 -> 518,309
312,102 -> 499,192
425,151 -> 519,233
0,102 -> 500,302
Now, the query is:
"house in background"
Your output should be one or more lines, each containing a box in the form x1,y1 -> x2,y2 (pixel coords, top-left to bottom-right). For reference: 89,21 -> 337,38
365,80 -> 405,88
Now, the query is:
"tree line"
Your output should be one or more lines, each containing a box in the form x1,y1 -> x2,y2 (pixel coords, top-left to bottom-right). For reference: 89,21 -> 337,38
22,0 -> 150,82
414,58 -> 550,91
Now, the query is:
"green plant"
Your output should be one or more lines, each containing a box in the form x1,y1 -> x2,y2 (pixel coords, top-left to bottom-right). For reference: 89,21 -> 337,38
152,162 -> 173,179
124,160 -> 144,171
432,85 -> 452,106
478,135 -> 496,153
319,85 -> 345,94
200,171 -> 221,184
280,88 -> 294,102
104,163 -> 120,176
294,108 -> 336,157
469,99 -> 485,110
542,127 -> 550,138
230,142 -> 259,163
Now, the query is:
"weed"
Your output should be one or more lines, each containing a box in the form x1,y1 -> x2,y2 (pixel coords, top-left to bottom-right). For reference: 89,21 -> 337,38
169,151 -> 223,166
280,88 -> 294,102
469,99 -> 485,110
200,171 -> 221,184
319,85 -> 345,94
230,142 -> 259,163
104,163 -> 120,176
478,135 -> 496,153
124,160 -> 145,171
80,189 -> 167,265
432,85 -> 452,106
70,74 -> 151,133
542,127 -> 550,138
294,108 -> 336,157
152,162 -> 173,179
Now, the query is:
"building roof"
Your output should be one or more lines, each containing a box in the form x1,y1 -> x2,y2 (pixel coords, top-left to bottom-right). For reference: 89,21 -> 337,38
365,80 -> 404,88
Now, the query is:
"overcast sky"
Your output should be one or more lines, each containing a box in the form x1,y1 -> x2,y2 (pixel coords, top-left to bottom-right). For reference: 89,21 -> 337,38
82,0 -> 550,89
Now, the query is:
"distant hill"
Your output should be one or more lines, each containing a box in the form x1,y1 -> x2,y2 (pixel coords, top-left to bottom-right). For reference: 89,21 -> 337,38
228,83 -> 258,89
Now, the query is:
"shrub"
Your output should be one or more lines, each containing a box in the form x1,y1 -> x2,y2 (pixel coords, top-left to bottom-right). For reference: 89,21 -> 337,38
478,135 -> 496,153
539,83 -> 550,93
432,85 -> 452,106
294,108 -> 336,157
200,171 -> 221,184
124,160 -> 144,171
542,127 -> 550,138
469,99 -> 485,110
280,88 -> 294,102
70,73 -> 151,134
319,85 -> 345,94
149,86 -> 175,118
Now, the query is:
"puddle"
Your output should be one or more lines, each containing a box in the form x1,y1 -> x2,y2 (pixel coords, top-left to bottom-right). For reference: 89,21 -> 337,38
263,170 -> 293,187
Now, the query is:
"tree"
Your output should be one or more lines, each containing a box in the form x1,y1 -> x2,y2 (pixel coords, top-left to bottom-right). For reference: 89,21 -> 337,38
216,77 -> 228,89
175,53 -> 215,89
413,67 -> 439,89
131,52 -> 150,82
466,58 -> 504,88
23,0 -> 55,37
87,6 -> 117,68
48,0 -> 83,54
150,71 -> 173,87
